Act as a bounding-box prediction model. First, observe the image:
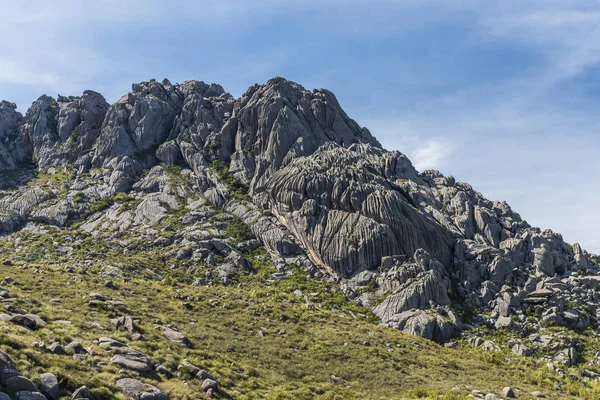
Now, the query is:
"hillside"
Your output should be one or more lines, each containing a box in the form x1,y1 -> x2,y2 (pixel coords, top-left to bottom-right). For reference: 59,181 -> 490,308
0,77 -> 599,399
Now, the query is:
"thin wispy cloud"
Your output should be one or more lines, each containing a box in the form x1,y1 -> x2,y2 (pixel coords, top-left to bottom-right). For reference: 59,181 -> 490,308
411,140 -> 456,172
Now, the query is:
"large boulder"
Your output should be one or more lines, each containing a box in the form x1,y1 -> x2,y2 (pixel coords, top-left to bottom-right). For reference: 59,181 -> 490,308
110,350 -> 152,373
386,309 -> 455,343
373,270 -> 450,322
163,327 -> 191,348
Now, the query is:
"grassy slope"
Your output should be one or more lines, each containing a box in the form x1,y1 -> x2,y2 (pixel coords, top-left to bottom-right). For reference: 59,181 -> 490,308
0,229 -> 587,400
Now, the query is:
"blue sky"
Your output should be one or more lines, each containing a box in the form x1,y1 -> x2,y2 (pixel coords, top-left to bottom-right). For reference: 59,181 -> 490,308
2,1 -> 600,252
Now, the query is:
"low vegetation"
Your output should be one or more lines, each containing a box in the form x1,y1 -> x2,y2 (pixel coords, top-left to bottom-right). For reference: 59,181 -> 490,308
0,229 -> 591,399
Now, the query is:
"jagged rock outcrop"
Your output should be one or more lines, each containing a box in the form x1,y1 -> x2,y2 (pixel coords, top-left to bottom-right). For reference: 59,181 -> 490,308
261,143 -> 454,277
0,76 -> 597,345
0,102 -> 24,170
227,77 -> 380,191
0,102 -> 30,189
20,91 -> 109,170
373,269 -> 450,322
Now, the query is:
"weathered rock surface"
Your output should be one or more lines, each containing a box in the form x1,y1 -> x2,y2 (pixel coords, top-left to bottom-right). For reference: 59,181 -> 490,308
71,386 -> 93,399
116,378 -> 168,400
38,373 -> 59,400
110,350 -> 153,373
386,309 -> 455,343
163,327 -> 191,348
0,76 -> 598,347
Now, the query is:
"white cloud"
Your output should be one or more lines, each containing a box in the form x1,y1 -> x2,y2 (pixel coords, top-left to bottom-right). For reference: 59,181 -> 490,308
0,60 -> 60,87
411,139 -> 456,171
483,6 -> 600,81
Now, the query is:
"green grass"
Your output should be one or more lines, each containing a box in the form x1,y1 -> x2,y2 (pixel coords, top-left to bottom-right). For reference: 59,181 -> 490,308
224,216 -> 255,242
211,160 -> 250,202
0,229 -> 589,400
82,193 -> 137,219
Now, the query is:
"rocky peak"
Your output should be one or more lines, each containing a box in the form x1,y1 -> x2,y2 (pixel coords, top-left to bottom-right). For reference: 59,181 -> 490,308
229,77 -> 380,193
5,91 -> 109,173
0,77 -> 598,351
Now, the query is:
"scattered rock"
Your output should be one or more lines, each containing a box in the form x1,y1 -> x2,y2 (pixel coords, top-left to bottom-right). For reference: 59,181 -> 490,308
72,386 -> 94,399
163,327 -> 191,347
39,373 -> 60,400
116,378 -> 168,400
155,364 -> 172,377
502,387 -> 516,398
47,342 -> 66,355
82,322 -> 105,330
512,343 -> 534,357
110,350 -> 152,373
88,292 -> 106,301
65,341 -> 86,355
111,316 -> 137,333
201,379 -> 219,392
9,314 -> 46,330
98,337 -> 126,348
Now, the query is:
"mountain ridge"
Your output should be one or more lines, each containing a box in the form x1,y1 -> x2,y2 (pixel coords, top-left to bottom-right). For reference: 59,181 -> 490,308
0,76 -> 599,399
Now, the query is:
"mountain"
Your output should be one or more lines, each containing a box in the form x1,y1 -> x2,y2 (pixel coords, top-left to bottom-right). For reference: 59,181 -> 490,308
0,77 -> 598,399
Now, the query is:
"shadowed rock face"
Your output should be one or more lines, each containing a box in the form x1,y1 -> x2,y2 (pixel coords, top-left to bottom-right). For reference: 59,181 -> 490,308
0,76 -> 597,343
0,101 -> 24,170
0,101 -> 30,188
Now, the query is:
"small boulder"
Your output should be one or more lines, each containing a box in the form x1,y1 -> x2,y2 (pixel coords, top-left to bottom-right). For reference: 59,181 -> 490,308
65,341 -> 86,355
47,342 -> 67,355
155,364 -> 172,377
164,327 -> 191,347
98,337 -> 126,348
502,387 -> 516,398
116,378 -> 168,400
512,343 -> 534,357
196,370 -> 215,381
72,386 -> 94,399
201,379 -> 219,392
88,292 -> 106,301
130,333 -> 146,341
111,316 -> 137,333
495,316 -> 513,330
110,350 -> 152,373
10,314 -> 46,330
82,322 -> 105,330
39,372 -> 60,400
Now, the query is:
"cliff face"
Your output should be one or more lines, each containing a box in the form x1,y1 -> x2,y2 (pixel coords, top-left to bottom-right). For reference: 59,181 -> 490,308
0,77 -> 597,344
